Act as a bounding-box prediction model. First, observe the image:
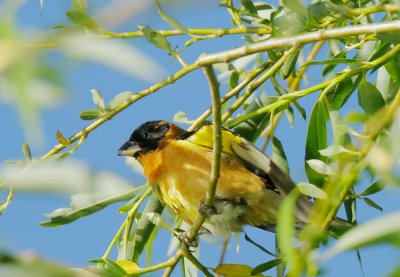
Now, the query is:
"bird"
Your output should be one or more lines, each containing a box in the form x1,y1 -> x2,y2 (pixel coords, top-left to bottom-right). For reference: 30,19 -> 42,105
117,120 -> 349,237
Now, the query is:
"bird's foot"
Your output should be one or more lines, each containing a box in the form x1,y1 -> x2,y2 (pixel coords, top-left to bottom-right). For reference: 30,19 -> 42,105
199,199 -> 220,215
174,230 -> 198,248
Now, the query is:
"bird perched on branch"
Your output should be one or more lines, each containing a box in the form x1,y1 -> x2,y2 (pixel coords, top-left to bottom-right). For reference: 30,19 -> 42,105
118,120 -> 349,237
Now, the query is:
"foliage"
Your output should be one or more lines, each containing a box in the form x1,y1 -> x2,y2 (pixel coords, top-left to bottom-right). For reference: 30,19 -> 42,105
1,0 -> 400,276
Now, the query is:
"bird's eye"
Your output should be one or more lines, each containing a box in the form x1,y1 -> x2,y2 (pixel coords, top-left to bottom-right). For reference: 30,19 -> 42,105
141,131 -> 149,139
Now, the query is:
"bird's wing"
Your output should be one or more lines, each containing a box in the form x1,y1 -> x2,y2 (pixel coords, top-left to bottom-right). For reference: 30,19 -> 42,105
187,124 -> 311,222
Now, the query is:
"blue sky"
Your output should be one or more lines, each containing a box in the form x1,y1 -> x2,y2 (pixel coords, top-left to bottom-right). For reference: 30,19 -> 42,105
0,1 -> 399,276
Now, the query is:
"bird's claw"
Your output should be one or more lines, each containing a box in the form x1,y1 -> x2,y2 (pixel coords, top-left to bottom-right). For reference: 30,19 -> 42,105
175,231 -> 198,248
199,199 -> 220,215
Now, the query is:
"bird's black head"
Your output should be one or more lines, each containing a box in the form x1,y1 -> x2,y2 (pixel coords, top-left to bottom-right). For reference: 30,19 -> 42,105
117,120 -> 171,158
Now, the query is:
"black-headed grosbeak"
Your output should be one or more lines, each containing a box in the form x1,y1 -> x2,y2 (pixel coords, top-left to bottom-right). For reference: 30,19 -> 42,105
118,120 -> 347,236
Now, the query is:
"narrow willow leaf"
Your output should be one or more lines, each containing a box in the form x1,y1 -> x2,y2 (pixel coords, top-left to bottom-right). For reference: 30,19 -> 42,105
244,233 -> 276,257
80,110 -> 105,120
115,260 -> 139,274
103,259 -> 126,276
251,259 -> 283,275
66,10 -> 100,30
41,189 -> 136,227
173,111 -> 188,123
305,100 -> 328,187
140,25 -> 173,53
360,180 -> 386,196
155,0 -> 190,35
297,182 -> 328,199
107,91 -> 133,110
362,197 -> 383,212
272,136 -> 289,175
229,70 -> 240,91
306,159 -> 335,175
240,0 -> 258,15
146,212 -> 174,231
276,189 -> 300,275
72,0 -> 87,14
358,78 -> 385,115
90,88 -> 105,109
377,33 -> 400,44
303,58 -> 362,67
56,130 -> 71,146
131,194 -> 164,262
22,143 -> 32,161
322,211 -> 400,260
385,59 -> 400,82
233,95 -> 281,142
281,48 -> 300,79
326,74 -> 362,110
319,145 -> 348,157
214,264 -> 263,277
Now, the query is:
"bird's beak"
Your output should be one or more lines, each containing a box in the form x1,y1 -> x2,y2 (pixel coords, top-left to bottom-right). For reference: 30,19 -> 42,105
117,140 -> 141,157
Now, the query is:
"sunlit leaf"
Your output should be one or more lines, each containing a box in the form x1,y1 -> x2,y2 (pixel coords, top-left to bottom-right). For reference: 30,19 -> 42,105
80,109 -> 105,120
319,145 -> 348,157
56,130 -> 71,146
362,197 -> 383,212
131,194 -> 164,262
214,264 -> 264,277
297,182 -> 327,199
107,91 -> 133,110
22,142 -> 32,161
140,25 -> 174,53
173,111 -> 188,124
305,100 -> 328,186
146,212 -> 174,231
306,159 -> 335,175
66,10 -> 100,30
358,78 -> 385,115
360,180 -> 386,196
322,211 -> 400,260
281,48 -> 300,79
155,0 -> 190,35
90,88 -> 105,109
72,0 -> 87,14
252,259 -> 283,275
115,260 -> 139,274
240,0 -> 258,15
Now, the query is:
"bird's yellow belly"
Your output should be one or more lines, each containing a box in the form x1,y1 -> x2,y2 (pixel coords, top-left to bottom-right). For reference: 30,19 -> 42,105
142,140 -> 281,235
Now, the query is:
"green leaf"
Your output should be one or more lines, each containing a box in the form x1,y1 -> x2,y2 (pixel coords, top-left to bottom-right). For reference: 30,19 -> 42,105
66,10 -> 100,30
103,259 -> 126,276
90,88 -> 105,109
240,0 -> 258,15
377,33 -> 400,44
155,0 -> 190,35
251,259 -> 283,275
173,111 -> 188,124
362,197 -> 383,212
72,0 -> 87,14
233,95 -> 281,143
281,48 -> 300,79
244,233 -> 276,257
358,78 -> 385,115
214,264 -> 264,277
297,182 -> 327,199
326,74 -> 362,110
272,136 -> 289,175
80,110 -> 105,120
385,59 -> 400,82
56,130 -> 71,146
306,159 -> 335,175
322,211 -> 400,260
131,194 -> 164,262
276,189 -> 300,275
41,189 -> 136,227
139,25 -> 174,53
319,145 -> 352,157
22,142 -> 32,161
146,212 -> 174,231
303,58 -> 363,67
305,100 -> 328,187
107,91 -> 133,110
360,180 -> 386,196
282,0 -> 307,13
229,70 -> 240,91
